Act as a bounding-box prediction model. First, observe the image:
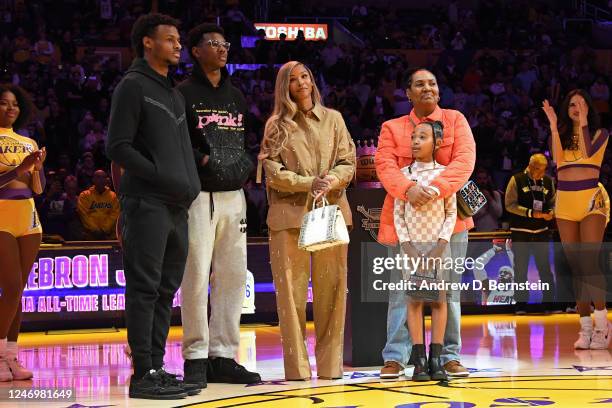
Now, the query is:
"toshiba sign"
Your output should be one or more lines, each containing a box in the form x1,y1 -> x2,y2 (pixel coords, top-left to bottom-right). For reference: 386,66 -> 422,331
254,23 -> 328,41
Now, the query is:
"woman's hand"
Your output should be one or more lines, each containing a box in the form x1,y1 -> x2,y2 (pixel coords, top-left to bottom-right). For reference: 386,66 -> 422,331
16,150 -> 43,176
406,185 -> 434,208
311,170 -> 332,194
541,99 -> 558,131
577,97 -> 589,127
34,147 -> 46,171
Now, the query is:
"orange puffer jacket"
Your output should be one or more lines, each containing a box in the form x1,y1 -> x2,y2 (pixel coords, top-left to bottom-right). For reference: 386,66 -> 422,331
375,106 -> 476,245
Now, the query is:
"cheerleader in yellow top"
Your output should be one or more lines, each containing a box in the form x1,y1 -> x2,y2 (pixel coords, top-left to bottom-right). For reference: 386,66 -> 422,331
0,84 -> 46,381
542,89 -> 610,351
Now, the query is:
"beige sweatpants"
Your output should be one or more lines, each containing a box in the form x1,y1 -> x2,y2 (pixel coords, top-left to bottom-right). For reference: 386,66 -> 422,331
181,190 -> 247,360
269,228 -> 347,380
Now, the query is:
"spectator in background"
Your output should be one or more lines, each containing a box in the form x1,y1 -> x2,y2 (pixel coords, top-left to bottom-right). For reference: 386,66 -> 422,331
76,169 -> 118,240
12,27 -> 30,63
225,4 -> 248,43
504,153 -> 556,314
77,110 -> 96,138
59,65 -> 86,124
514,61 -> 538,94
321,41 -> 343,69
56,153 -> 73,175
76,151 -> 96,189
82,122 -> 106,151
451,31 -> 467,50
473,168 -> 503,231
34,31 -> 54,64
38,178 -> 75,239
462,65 -> 481,95
448,0 -> 459,24
58,31 -> 76,63
590,76 -> 609,123
393,83 -> 412,116
63,175 -> 79,207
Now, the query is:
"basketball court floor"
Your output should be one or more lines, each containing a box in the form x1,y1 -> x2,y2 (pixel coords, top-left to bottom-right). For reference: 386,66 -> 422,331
1,313 -> 612,407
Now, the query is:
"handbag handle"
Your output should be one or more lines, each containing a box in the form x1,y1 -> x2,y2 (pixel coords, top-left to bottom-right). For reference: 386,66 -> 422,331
311,193 -> 329,211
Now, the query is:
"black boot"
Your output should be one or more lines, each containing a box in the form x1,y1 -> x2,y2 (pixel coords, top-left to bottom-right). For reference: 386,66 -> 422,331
428,343 -> 448,381
409,344 -> 430,381
183,358 -> 208,389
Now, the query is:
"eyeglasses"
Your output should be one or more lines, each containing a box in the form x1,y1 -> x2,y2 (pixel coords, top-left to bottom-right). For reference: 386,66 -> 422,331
206,39 -> 231,50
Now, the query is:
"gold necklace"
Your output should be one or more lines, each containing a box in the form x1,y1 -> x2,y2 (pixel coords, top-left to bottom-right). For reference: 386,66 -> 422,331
569,133 -> 579,150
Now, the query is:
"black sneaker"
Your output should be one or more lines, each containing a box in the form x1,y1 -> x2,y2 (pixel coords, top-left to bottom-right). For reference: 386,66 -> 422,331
129,370 -> 188,400
156,368 -> 202,396
184,358 -> 208,389
208,357 -> 261,384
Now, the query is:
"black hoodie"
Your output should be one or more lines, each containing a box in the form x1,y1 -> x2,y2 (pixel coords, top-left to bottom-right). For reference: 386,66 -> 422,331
176,66 -> 253,192
106,58 -> 200,208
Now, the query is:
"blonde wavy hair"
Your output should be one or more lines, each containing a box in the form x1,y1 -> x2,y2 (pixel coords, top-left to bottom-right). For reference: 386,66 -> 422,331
259,61 -> 323,160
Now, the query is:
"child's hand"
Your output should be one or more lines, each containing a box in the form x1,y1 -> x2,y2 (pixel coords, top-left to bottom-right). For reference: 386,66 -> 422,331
401,242 -> 420,260
427,240 -> 448,261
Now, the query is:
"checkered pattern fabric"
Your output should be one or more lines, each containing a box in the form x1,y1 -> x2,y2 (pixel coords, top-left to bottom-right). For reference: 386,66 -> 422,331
393,161 -> 457,244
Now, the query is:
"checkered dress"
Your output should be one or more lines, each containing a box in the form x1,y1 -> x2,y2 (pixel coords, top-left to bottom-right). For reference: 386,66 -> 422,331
394,161 -> 457,283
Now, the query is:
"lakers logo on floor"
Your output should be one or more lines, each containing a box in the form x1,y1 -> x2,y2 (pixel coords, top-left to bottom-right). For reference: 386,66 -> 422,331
181,375 -> 612,408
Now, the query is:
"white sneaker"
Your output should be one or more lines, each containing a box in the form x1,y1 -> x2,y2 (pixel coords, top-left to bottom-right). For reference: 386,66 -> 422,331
590,322 -> 612,350
574,331 -> 592,349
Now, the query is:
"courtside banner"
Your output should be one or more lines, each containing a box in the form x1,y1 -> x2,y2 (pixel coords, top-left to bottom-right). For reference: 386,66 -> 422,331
253,23 -> 328,41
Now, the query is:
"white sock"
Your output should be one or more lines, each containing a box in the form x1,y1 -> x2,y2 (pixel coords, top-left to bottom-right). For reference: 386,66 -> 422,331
0,338 -> 6,357
594,309 -> 608,331
6,342 -> 17,358
580,316 -> 593,335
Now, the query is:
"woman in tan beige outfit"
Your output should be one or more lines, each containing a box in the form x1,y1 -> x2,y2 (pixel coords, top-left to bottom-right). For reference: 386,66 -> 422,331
258,61 -> 356,380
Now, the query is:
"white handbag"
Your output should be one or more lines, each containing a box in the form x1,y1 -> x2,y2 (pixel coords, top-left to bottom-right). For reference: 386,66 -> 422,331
298,195 -> 350,251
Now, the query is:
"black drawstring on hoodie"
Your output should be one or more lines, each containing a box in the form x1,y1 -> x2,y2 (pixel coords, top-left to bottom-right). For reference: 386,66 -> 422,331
209,191 -> 214,220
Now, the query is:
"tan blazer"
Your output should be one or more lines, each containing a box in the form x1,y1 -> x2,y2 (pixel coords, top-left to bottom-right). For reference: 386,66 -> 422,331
263,104 -> 356,231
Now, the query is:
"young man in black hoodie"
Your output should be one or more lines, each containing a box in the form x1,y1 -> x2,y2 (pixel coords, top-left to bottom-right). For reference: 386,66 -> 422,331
106,13 -> 202,400
176,23 -> 260,387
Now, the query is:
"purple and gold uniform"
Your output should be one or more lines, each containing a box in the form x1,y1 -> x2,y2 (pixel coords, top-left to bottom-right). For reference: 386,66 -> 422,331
0,127 -> 44,237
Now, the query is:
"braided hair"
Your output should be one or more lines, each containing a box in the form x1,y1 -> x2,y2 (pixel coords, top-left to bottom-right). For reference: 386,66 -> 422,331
421,120 -> 444,163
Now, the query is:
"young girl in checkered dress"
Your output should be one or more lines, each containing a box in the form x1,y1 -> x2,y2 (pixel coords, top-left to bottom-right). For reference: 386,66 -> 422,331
393,121 -> 457,382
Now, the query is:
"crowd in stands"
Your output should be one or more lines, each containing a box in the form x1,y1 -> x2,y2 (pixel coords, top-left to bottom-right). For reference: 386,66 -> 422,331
0,0 -> 610,238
